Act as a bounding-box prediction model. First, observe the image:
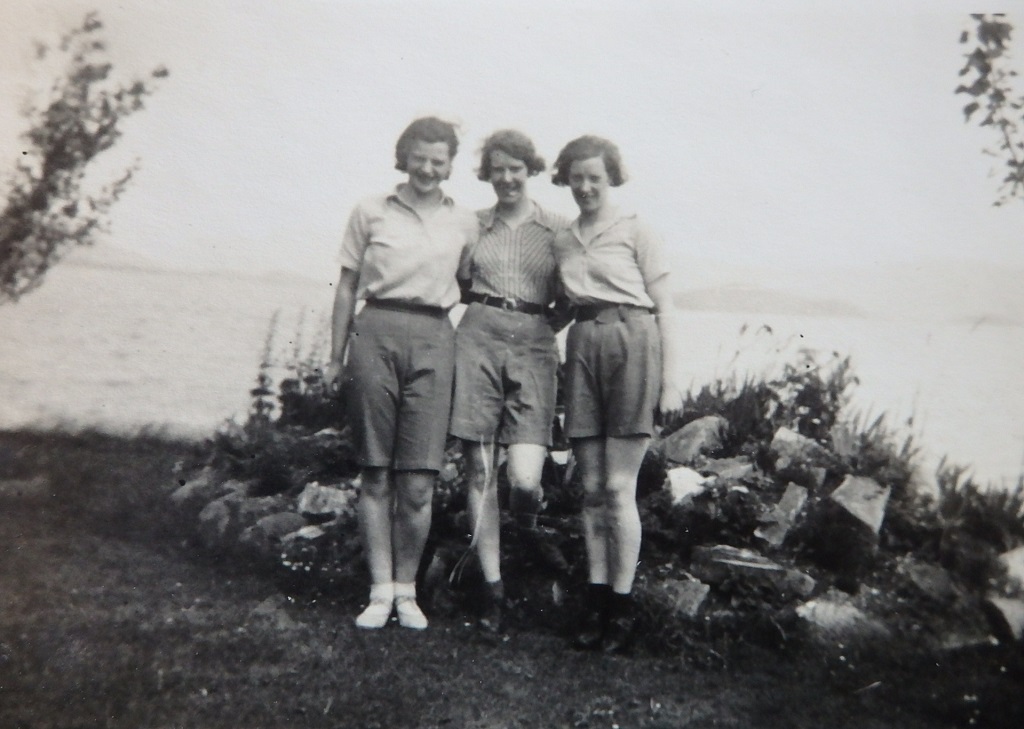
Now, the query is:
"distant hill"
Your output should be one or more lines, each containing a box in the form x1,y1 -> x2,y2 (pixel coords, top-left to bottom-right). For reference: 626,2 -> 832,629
674,285 -> 865,318
672,256 -> 1024,324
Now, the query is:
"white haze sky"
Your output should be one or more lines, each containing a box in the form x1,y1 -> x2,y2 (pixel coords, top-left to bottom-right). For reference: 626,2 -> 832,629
1,0 -> 1022,281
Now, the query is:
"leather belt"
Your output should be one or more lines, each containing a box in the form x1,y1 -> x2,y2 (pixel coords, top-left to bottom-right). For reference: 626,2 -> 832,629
574,303 -> 654,323
464,291 -> 548,316
364,299 -> 449,317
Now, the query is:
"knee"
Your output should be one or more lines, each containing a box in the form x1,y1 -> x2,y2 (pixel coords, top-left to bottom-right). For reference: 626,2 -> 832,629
604,477 -> 638,512
582,490 -> 606,511
507,464 -> 541,495
398,481 -> 434,514
359,469 -> 391,500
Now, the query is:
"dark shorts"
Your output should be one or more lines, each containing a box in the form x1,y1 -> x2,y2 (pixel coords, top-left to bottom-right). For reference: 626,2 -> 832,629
563,309 -> 662,439
449,303 -> 558,446
344,304 -> 455,471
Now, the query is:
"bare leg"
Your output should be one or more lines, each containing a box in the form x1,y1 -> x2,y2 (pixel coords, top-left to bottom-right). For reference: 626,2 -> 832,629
463,440 -> 502,583
603,436 -> 649,594
392,469 -> 436,585
506,443 -> 548,521
357,467 -> 394,586
573,437 -> 608,585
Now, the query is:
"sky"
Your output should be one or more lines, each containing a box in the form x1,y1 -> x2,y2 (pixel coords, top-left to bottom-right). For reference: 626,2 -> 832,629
1,0 -> 1022,282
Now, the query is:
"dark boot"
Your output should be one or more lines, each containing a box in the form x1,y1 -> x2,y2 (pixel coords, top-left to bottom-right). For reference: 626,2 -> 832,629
477,579 -> 504,635
601,591 -> 637,655
572,583 -> 611,651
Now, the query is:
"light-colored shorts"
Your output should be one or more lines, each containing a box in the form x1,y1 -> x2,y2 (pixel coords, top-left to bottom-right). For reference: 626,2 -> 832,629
344,303 -> 455,471
449,303 -> 558,446
563,308 -> 662,439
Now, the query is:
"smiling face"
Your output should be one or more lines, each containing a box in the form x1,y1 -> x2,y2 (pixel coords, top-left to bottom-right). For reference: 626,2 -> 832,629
488,149 -> 529,207
405,140 -> 453,198
568,155 -> 611,216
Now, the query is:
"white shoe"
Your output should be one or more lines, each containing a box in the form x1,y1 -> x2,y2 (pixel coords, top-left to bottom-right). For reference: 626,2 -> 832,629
355,597 -> 393,629
395,596 -> 428,630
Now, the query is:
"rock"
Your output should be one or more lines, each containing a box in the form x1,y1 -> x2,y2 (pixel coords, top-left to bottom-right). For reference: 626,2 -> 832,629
239,512 -> 309,559
999,546 -> 1024,594
829,476 -> 890,534
297,482 -> 356,520
0,475 -> 50,499
690,544 -> 816,598
665,467 -> 710,506
770,427 -> 829,468
701,457 -> 755,481
197,492 -> 288,550
637,576 -> 710,619
755,483 -> 808,547
796,589 -> 891,642
659,415 -> 728,465
982,596 -> 1024,643
896,556 -> 962,604
169,470 -> 242,510
802,500 -> 879,589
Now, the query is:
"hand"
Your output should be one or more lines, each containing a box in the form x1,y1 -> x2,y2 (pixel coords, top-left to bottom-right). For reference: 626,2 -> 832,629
324,360 -> 344,393
658,381 -> 684,424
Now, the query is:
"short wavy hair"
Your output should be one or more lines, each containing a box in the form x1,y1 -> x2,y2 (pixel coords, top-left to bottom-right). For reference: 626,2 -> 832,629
551,135 -> 628,187
394,117 -> 460,172
476,129 -> 546,181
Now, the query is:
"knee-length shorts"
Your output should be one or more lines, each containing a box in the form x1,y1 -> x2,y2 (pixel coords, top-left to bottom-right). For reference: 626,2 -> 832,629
449,303 -> 559,446
344,304 -> 455,472
563,310 -> 662,439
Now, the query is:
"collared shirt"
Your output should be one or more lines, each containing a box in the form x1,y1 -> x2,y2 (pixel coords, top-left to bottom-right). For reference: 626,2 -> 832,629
340,186 -> 479,309
460,201 -> 569,306
553,211 -> 670,309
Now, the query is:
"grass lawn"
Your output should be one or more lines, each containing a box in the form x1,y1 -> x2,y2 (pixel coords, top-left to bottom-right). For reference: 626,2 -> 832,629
0,430 -> 1021,728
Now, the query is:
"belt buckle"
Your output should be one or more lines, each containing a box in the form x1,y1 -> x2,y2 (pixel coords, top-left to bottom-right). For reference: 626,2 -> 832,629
500,297 -> 517,312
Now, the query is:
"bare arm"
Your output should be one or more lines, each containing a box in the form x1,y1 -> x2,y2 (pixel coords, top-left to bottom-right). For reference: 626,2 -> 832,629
325,267 -> 361,387
646,275 -> 684,422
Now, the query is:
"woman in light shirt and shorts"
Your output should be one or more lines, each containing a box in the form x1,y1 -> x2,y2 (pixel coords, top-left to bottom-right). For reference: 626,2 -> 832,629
551,135 -> 684,654
326,117 -> 478,631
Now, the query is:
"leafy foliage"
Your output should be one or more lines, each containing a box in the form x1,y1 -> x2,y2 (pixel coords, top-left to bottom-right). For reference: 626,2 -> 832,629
957,13 -> 1024,206
0,13 -> 168,303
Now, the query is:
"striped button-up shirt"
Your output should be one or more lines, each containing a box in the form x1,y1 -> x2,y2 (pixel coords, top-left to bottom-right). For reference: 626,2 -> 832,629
461,202 -> 569,306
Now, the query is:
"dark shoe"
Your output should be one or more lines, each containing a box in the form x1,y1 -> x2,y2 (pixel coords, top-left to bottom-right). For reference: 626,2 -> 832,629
477,580 -> 504,635
601,592 -> 636,655
572,584 -> 611,651
521,526 -> 570,577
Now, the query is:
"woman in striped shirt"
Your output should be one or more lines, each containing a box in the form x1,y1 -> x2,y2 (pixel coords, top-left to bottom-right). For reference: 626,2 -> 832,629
450,129 -> 570,635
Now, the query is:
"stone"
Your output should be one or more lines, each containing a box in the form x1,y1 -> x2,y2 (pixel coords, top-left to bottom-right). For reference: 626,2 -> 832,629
982,596 -> 1024,642
197,492 -> 288,549
297,482 -> 356,520
701,457 -> 755,481
239,512 -> 309,559
170,470 -> 243,511
638,576 -> 710,619
770,427 -> 829,469
796,589 -> 891,642
998,545 -> 1024,593
665,467 -> 710,506
829,476 -> 890,534
896,556 -> 962,604
659,415 -> 728,465
690,544 -> 816,598
755,483 -> 808,547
